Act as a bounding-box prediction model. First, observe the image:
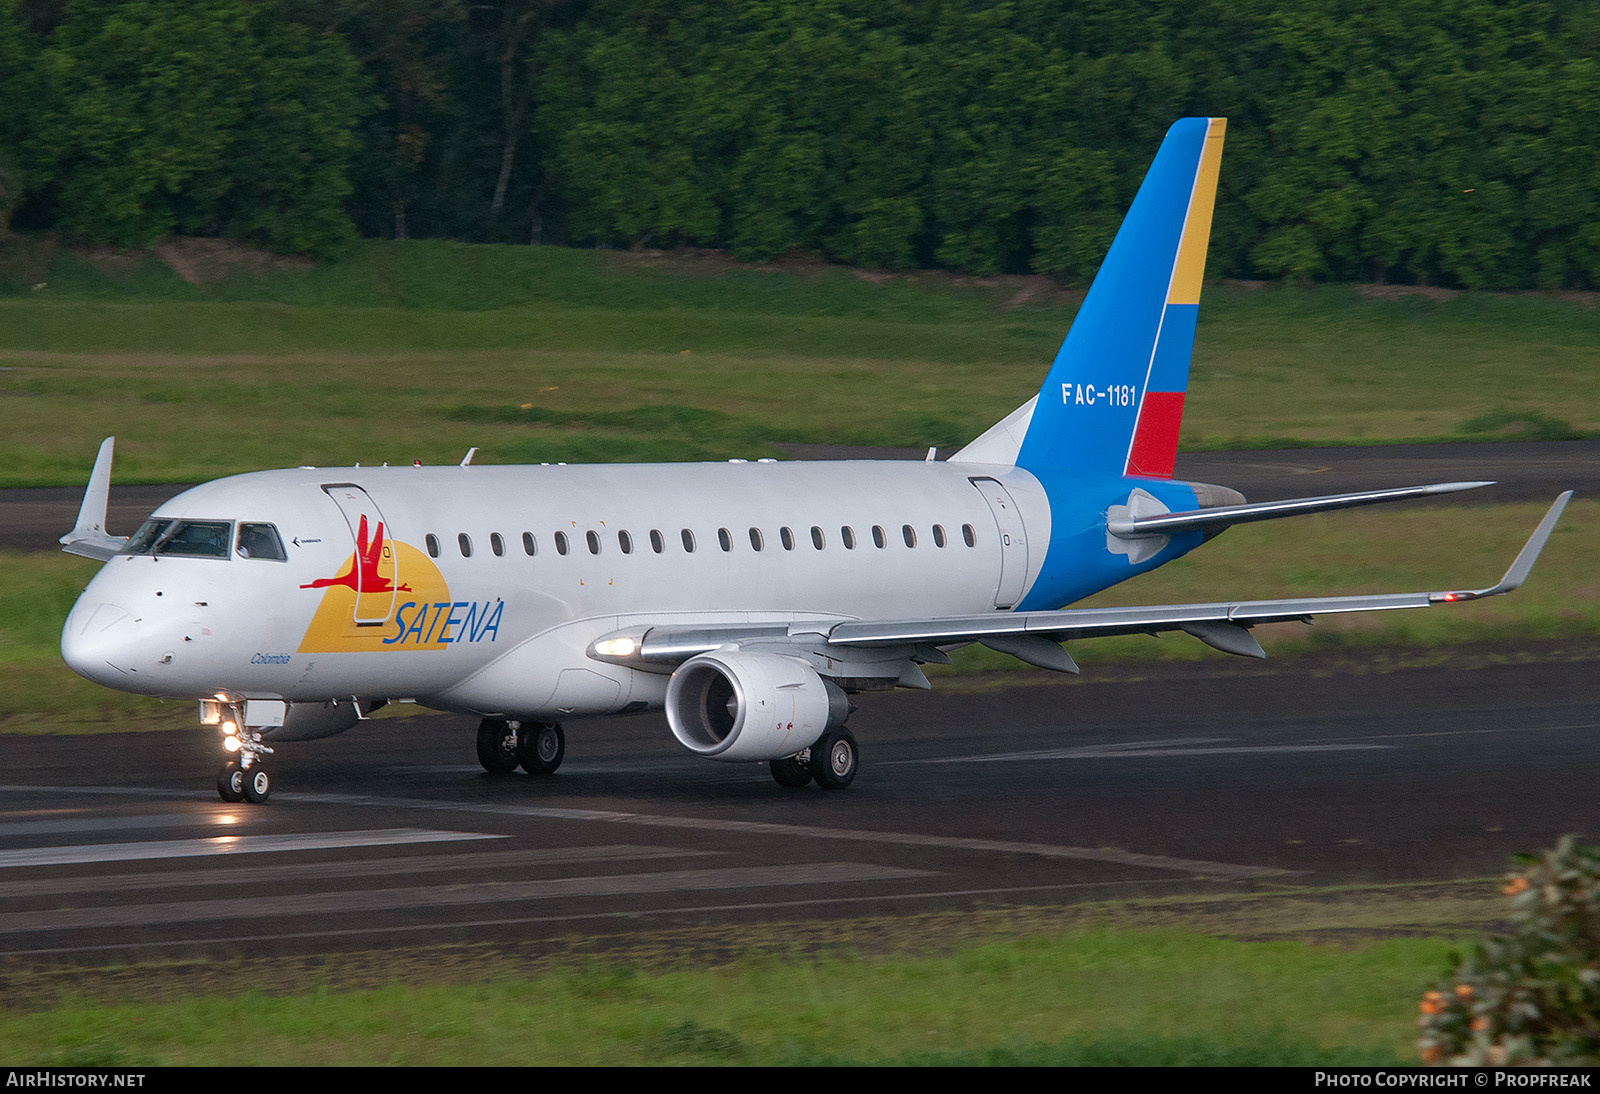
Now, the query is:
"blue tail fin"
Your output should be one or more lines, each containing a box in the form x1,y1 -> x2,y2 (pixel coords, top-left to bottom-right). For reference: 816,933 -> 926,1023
1013,117 -> 1225,478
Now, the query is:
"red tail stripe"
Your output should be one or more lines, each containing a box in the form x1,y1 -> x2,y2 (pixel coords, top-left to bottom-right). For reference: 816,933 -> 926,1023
1125,392 -> 1185,478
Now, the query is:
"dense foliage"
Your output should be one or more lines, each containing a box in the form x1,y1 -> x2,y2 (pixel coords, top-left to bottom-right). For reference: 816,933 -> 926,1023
2,0 -> 1597,286
1418,836 -> 1600,1066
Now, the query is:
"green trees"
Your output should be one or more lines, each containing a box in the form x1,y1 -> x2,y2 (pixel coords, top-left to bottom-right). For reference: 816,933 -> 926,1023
2,0 -> 1597,286
8,0 -> 367,257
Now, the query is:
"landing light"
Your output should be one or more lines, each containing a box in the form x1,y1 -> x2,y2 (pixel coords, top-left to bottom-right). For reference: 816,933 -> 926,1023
594,637 -> 638,658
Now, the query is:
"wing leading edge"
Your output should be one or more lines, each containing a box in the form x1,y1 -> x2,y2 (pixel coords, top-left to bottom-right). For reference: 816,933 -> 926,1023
590,491 -> 1572,674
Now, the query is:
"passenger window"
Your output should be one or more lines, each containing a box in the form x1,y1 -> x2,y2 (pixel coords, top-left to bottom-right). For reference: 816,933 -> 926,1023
490,532 -> 505,556
459,533 -> 473,557
426,534 -> 440,558
749,527 -> 763,551
555,531 -> 569,556
872,525 -> 886,549
619,530 -> 633,554
932,524 -> 947,548
810,526 -> 825,549
963,523 -> 977,547
780,527 -> 795,551
522,532 -> 537,556
902,524 -> 917,548
681,529 -> 696,552
840,526 -> 856,550
718,528 -> 732,552
236,523 -> 287,561
587,531 -> 601,555
650,529 -> 664,554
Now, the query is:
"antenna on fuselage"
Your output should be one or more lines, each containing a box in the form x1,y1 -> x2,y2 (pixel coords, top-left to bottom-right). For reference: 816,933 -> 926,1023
460,448 -> 477,467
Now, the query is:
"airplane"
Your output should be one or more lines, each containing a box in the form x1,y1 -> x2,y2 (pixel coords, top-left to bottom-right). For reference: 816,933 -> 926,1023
58,117 -> 1571,805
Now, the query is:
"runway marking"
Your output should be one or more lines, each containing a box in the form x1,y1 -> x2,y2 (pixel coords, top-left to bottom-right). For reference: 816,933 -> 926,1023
0,862 -> 931,934
0,813 -> 227,837
285,791 -> 1297,879
1338,721 -> 1600,744
0,845 -> 717,899
904,736 -> 1390,764
0,828 -> 503,869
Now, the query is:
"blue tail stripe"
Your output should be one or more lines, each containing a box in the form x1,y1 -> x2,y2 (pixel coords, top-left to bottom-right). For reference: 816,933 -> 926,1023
1147,303 -> 1199,393
1015,118 -> 1211,474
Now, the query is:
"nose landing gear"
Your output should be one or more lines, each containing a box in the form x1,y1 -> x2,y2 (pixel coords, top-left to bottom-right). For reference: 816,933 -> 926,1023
214,713 -> 274,804
216,760 -> 272,803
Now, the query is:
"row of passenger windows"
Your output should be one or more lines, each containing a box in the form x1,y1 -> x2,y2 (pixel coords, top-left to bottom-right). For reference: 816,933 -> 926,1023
424,522 -> 980,560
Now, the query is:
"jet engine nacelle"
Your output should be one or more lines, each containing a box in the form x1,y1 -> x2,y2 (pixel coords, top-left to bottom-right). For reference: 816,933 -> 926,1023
665,650 -> 848,762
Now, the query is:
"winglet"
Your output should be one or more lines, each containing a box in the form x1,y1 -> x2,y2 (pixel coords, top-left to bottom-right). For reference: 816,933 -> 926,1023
59,437 -> 128,561
1433,491 -> 1572,602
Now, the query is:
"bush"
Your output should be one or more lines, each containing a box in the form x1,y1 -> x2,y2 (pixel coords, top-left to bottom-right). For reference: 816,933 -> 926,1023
1418,835 -> 1600,1065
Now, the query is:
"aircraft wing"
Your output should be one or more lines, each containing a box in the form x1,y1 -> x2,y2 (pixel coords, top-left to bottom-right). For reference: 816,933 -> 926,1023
590,491 -> 1571,676
59,437 -> 129,561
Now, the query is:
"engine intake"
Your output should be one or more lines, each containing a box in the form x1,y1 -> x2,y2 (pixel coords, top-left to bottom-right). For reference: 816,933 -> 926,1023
665,650 -> 848,762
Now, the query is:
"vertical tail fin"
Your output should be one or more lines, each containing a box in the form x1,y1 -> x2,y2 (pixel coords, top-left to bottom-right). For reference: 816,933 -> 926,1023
1013,117 -> 1225,478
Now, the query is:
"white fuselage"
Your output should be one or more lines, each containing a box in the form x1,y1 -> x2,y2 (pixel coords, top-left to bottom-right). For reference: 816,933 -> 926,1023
61,459 -> 1050,721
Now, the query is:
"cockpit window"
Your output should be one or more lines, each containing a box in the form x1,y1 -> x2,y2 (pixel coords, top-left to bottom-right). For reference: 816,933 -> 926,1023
157,520 -> 233,558
122,518 -> 174,555
236,523 -> 287,561
121,518 -> 235,558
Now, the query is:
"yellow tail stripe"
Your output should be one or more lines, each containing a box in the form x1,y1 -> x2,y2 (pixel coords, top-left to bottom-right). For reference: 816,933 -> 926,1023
1167,118 -> 1227,306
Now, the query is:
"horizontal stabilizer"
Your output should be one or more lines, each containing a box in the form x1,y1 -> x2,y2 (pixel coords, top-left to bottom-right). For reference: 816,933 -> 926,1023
1108,481 -> 1493,540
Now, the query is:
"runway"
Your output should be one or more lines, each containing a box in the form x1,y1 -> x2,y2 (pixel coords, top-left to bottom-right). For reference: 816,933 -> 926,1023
1,653 -> 1595,963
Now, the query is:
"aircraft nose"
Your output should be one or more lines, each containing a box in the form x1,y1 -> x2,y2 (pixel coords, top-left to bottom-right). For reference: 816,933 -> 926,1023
61,601 -> 138,687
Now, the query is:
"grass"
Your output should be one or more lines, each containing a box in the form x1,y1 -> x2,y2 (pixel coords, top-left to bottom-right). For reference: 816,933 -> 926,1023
0,237 -> 1594,486
0,926 -> 1448,1065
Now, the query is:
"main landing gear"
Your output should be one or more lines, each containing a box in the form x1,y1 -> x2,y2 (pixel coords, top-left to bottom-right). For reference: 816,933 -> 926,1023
769,726 -> 859,790
476,718 -> 565,777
